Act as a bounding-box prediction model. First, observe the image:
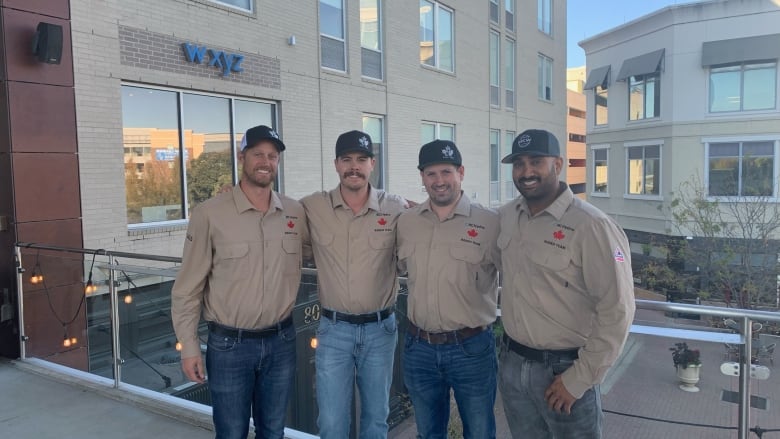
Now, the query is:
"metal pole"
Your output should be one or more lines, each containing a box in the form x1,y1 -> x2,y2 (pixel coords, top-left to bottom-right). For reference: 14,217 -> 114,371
738,317 -> 752,439
14,246 -> 27,360
108,255 -> 123,388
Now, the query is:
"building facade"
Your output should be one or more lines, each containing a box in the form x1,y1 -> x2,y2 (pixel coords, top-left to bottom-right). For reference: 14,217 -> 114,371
566,66 -> 586,198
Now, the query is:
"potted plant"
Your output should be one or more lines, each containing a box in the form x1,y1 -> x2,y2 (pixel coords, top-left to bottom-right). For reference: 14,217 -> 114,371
670,342 -> 702,392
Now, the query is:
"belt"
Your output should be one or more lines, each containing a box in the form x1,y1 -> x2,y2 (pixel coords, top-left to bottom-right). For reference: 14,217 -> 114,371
321,307 -> 393,325
503,335 -> 579,362
208,316 -> 293,339
408,321 -> 489,345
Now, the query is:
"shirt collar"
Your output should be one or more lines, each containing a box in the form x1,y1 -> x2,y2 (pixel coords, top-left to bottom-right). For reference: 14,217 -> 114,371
516,183 -> 573,220
329,184 -> 380,214
419,191 -> 470,220
232,184 -> 283,213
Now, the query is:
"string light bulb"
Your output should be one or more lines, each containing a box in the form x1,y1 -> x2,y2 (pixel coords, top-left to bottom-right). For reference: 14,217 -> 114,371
84,280 -> 97,294
310,337 -> 318,349
63,337 -> 71,347
30,252 -> 44,284
175,342 -> 182,352
124,294 -> 133,304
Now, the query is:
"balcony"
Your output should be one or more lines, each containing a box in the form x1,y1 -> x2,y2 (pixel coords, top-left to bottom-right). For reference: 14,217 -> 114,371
6,243 -> 780,438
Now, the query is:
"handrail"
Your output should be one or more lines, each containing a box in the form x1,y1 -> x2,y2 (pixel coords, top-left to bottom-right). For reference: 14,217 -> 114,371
16,242 -> 181,263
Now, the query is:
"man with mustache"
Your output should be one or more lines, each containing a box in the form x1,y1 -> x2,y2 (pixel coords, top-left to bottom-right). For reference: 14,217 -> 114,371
301,130 -> 407,439
172,125 -> 308,439
396,140 -> 500,439
497,129 -> 635,438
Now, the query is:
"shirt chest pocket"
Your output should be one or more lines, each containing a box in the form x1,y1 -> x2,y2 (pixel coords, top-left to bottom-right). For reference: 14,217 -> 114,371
527,242 -> 572,272
282,238 -> 302,275
368,231 -> 395,250
212,242 -> 250,279
449,244 -> 484,266
311,230 -> 334,247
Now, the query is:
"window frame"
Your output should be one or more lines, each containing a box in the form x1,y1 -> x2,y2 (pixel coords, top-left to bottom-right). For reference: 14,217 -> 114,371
503,131 -> 517,200
708,61 -> 777,113
628,72 -> 660,121
421,121 -> 456,144
703,135 -> 780,200
590,144 -> 610,197
594,84 -> 608,126
505,38 -> 516,109
489,129 -> 500,206
207,0 -> 252,13
489,0 -> 499,24
537,0 -> 552,35
362,114 -> 386,189
505,0 -> 515,32
538,54 -> 553,102
624,140 -> 663,200
121,83 -> 279,229
360,0 -> 383,80
489,31 -> 500,107
320,0 -> 347,72
419,0 -> 455,73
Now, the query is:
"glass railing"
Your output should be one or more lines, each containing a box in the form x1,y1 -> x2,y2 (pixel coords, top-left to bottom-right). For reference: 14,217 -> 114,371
13,242 -> 780,439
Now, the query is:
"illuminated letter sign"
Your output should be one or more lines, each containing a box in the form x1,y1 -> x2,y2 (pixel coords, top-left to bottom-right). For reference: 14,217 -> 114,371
181,42 -> 244,77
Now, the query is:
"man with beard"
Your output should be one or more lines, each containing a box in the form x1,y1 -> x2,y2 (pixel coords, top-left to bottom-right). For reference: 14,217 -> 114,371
396,140 -> 500,439
172,125 -> 308,439
497,129 -> 635,439
301,130 -> 406,439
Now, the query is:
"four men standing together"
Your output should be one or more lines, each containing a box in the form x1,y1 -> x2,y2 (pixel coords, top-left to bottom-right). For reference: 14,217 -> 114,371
172,126 -> 636,439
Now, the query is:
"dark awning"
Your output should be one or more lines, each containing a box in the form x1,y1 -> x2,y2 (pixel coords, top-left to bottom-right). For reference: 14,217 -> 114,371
701,34 -> 780,67
583,65 -> 610,90
616,49 -> 665,81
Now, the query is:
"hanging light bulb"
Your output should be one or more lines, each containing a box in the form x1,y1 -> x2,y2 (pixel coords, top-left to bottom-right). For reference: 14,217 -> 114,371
84,280 -> 97,294
124,294 -> 133,304
63,336 -> 71,347
30,252 -> 44,284
175,341 -> 182,352
70,337 -> 78,345
310,337 -> 318,349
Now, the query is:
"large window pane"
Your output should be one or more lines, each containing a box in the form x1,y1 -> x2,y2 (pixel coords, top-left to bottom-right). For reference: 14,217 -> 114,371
210,0 -> 251,11
744,65 -> 776,110
538,0 -> 551,34
595,86 -> 608,125
505,39 -> 515,108
419,0 -> 434,66
439,124 -> 454,141
419,1 -> 452,72
421,122 -> 435,144
490,32 -> 500,106
437,7 -> 453,72
320,0 -> 344,38
121,86 -> 183,224
363,115 -> 384,189
182,94 -> 232,213
709,66 -> 740,112
707,141 -> 774,197
360,0 -> 380,50
709,62 -> 776,113
594,149 -> 608,193
709,157 -> 738,196
627,145 -> 661,195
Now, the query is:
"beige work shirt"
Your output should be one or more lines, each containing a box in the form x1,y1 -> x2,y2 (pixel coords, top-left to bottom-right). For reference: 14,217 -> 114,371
397,194 -> 500,332
172,185 -> 308,359
301,186 -> 406,314
498,185 -> 636,398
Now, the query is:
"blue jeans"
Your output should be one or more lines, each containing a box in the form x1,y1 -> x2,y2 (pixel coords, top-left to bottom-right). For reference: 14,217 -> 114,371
499,347 -> 603,439
402,328 -> 497,439
315,312 -> 398,439
206,323 -> 296,439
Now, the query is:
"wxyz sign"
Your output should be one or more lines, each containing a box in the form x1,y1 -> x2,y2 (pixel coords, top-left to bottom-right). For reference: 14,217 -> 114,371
181,43 -> 244,77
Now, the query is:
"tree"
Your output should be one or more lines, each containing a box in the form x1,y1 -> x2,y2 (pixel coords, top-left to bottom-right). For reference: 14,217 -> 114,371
125,160 -> 182,224
186,150 -> 233,209
655,174 -> 780,309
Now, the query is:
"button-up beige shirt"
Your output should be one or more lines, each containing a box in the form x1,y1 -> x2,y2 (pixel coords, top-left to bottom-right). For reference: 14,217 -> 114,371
397,194 -> 500,332
301,186 -> 406,314
498,185 -> 635,398
172,185 -> 308,358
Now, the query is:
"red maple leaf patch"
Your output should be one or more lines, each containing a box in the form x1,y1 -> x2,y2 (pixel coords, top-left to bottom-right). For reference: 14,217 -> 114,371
378,217 -> 387,226
287,221 -> 295,229
553,230 -> 565,240
467,229 -> 478,238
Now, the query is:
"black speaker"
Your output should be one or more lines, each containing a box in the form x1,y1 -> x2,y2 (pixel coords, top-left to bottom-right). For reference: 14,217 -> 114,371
31,22 -> 63,64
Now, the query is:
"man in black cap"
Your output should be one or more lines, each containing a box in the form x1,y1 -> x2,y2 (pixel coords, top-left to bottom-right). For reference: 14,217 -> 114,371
397,140 -> 500,438
172,125 -> 309,439
301,130 -> 407,439
497,129 -> 635,438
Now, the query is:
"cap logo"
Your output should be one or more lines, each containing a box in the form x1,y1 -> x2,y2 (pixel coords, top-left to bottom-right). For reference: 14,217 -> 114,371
359,135 -> 370,148
442,145 -> 455,159
517,134 -> 532,148
268,129 -> 279,139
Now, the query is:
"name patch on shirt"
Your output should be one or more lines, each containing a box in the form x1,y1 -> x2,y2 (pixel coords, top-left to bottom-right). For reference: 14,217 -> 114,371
373,212 -> 393,232
284,215 -> 300,236
460,222 -> 486,246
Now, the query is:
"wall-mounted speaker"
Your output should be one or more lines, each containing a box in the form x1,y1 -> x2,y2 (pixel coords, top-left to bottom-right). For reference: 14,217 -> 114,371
31,22 -> 63,64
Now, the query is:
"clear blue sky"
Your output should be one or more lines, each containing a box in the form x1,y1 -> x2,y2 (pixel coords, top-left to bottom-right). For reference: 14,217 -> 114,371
567,0 -> 698,67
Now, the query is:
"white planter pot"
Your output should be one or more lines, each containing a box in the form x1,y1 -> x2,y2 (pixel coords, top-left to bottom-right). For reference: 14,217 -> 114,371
676,364 -> 701,392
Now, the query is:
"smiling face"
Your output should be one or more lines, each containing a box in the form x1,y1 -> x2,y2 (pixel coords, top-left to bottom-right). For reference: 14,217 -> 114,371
421,163 -> 464,208
335,152 -> 375,192
239,140 -> 279,188
511,154 -> 563,212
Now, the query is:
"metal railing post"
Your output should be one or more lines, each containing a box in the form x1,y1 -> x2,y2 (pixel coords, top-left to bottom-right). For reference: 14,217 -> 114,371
14,246 -> 27,360
108,255 -> 123,388
738,317 -> 752,439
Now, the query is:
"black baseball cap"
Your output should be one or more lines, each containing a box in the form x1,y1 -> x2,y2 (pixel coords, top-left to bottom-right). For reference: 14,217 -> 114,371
418,140 -> 462,170
335,130 -> 374,157
501,129 -> 560,163
240,125 -> 286,152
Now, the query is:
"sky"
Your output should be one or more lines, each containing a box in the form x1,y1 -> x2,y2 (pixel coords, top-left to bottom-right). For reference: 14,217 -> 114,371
567,0 -> 696,67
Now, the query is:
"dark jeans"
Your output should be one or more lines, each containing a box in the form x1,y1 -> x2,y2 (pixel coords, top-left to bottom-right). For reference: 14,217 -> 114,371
206,324 -> 296,439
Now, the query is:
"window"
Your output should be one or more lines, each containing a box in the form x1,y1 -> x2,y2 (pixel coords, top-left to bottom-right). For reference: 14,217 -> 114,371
569,133 -> 586,143
489,0 -> 499,24
489,32 -> 500,107
538,0 -> 551,35
419,1 -> 454,72
538,54 -> 553,101
121,85 -> 276,226
360,0 -> 383,80
709,62 -> 776,112
505,39 -> 515,109
707,140 -> 775,197
209,0 -> 251,12
490,130 -> 500,205
504,131 -> 517,199
595,84 -> 608,125
568,107 -> 585,118
592,148 -> 608,194
626,144 -> 660,196
505,0 -> 515,32
629,73 -> 660,120
362,115 -> 385,189
421,121 -> 455,144
320,0 -> 346,71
